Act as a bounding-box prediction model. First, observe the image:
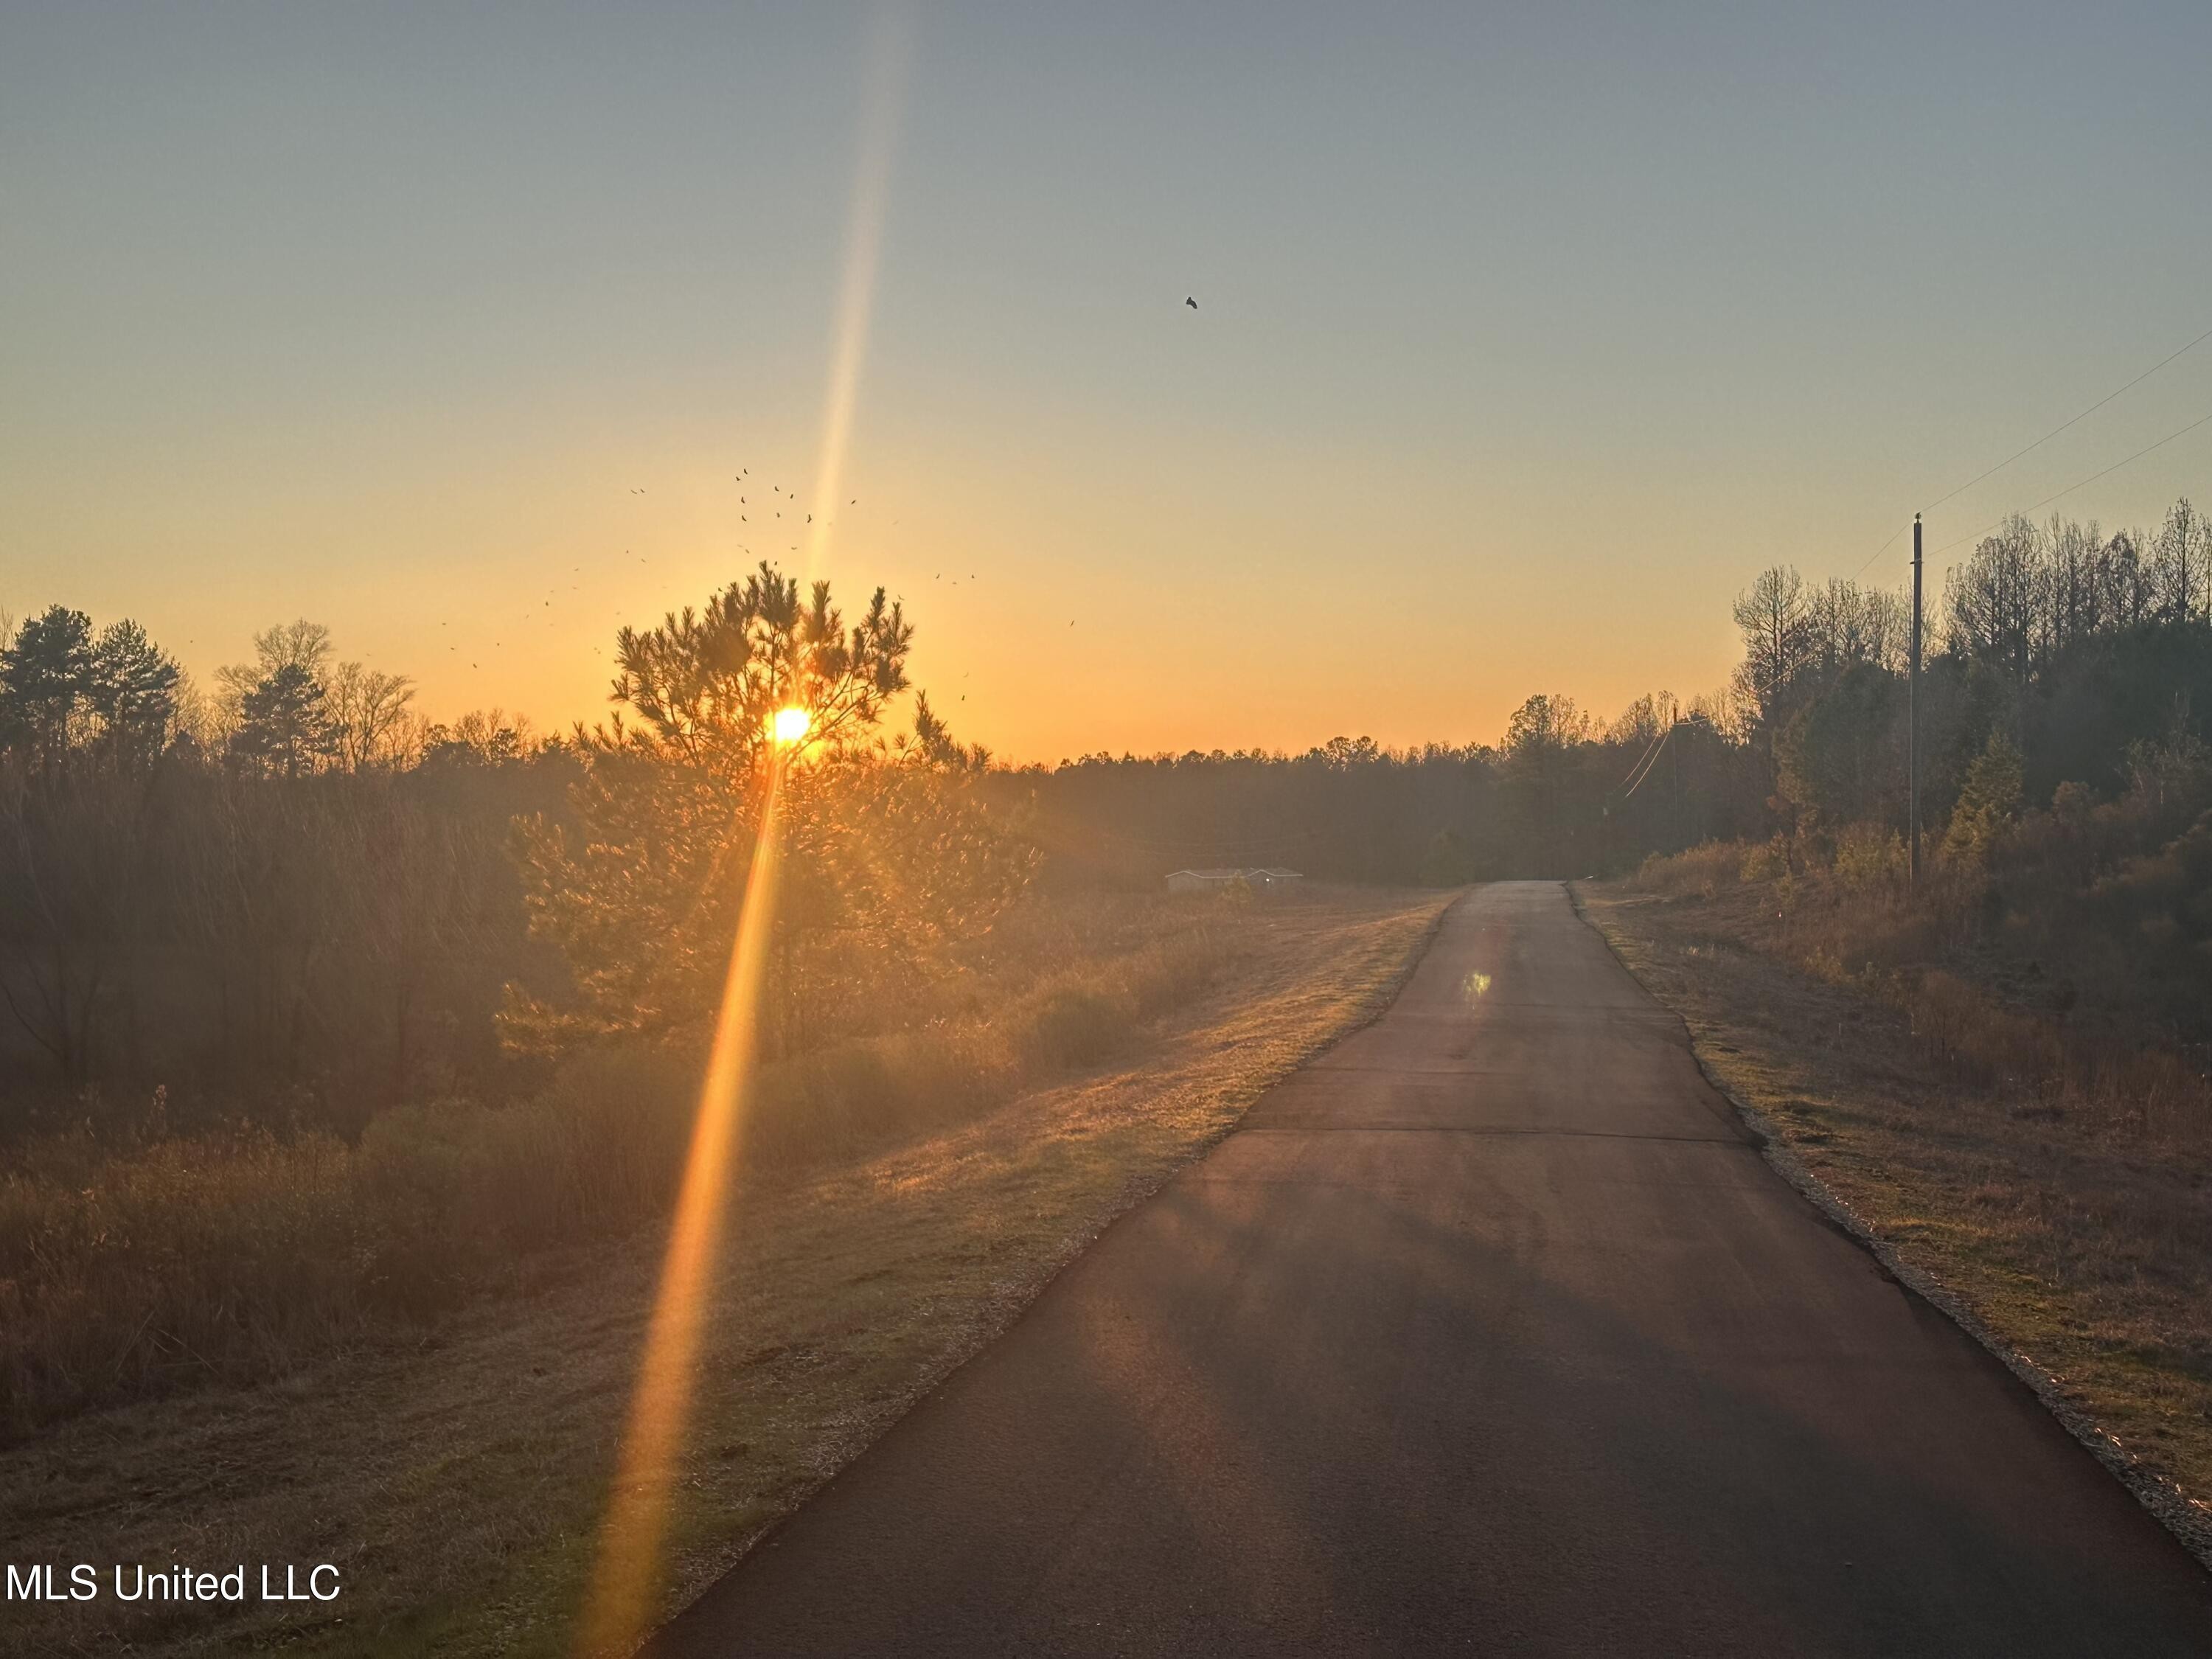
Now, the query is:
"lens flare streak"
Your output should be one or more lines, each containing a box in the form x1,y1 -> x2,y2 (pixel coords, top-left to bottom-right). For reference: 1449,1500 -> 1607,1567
803,6 -> 909,582
574,770 -> 787,1658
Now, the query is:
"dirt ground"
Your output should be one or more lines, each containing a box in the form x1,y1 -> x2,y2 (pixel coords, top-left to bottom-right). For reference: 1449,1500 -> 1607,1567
0,888 -> 1448,1659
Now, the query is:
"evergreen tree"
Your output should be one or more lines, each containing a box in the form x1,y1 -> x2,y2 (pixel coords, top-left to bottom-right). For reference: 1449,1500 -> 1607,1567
87,619 -> 181,763
232,661 -> 338,777
1944,731 -> 2025,864
507,564 -> 1033,1051
0,605 -> 97,765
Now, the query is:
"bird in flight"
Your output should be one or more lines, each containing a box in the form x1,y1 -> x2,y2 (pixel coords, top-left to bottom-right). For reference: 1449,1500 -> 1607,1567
1186,296 -> 1197,309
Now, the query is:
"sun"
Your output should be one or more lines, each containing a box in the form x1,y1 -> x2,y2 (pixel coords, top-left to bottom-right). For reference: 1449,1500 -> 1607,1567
771,706 -> 811,745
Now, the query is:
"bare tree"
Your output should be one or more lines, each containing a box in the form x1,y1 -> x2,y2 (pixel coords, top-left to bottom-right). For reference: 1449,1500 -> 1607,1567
2101,529 -> 2156,631
215,619 -> 337,732
2153,498 -> 2211,625
1806,577 -> 1908,677
1731,566 -> 1813,728
327,661 -> 417,771
1944,516 -> 2041,681
2043,514 -> 2107,656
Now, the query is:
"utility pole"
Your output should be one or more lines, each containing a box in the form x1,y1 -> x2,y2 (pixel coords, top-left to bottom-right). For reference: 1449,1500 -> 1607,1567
1670,695 -> 1681,849
1909,513 -> 1923,885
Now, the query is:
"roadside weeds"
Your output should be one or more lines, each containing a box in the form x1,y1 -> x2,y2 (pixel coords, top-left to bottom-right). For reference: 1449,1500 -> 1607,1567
1573,880 -> 2212,1576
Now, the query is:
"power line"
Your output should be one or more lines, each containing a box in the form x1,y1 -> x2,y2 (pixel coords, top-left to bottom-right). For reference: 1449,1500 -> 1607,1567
1932,406 -> 2212,557
1610,721 -> 1669,796
1922,320 -> 2212,517
1849,518 -> 1913,582
1618,723 -> 1671,798
1620,721 -> 1677,802
1848,317 -> 2212,583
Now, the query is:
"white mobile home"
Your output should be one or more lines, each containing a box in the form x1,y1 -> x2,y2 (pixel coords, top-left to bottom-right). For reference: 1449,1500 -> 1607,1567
1164,867 -> 1304,894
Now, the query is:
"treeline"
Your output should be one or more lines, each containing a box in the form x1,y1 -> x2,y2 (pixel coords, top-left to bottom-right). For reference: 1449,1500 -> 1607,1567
1719,497 -> 2212,1058
1736,498 -> 2212,841
0,569 -> 1032,1138
1015,497 -> 2212,895
10,495 -> 2211,1124
0,605 -> 570,1130
1638,496 -> 2212,1160
1006,700 -> 1768,888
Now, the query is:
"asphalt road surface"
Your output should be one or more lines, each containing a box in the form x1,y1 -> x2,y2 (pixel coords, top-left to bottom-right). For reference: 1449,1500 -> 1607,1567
647,881 -> 2212,1657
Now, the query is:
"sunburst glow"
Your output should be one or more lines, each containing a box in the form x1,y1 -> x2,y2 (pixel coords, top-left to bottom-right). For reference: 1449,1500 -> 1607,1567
570,18 -> 913,1650
772,704 -> 812,745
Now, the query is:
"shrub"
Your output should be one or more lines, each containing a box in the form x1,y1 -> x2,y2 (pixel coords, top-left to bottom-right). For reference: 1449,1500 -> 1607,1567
1943,731 -> 2025,866
1739,836 -> 1790,883
0,899 -> 1242,1434
1832,824 -> 1906,888
1020,986 -> 1133,1069
1635,841 -> 1743,898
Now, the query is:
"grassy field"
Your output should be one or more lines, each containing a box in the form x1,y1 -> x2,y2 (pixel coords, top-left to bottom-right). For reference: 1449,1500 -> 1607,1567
1578,872 -> 2212,1568
0,886 -> 1448,1658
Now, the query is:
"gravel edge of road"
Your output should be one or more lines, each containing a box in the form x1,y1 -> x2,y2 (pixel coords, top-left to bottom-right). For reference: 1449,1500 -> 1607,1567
1566,881 -> 2212,1577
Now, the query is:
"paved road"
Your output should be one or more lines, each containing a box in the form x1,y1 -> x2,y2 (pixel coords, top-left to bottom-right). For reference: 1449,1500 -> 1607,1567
647,882 -> 2212,1656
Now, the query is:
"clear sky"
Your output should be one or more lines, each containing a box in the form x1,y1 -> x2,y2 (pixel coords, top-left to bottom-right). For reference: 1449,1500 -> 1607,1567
7,2 -> 2212,762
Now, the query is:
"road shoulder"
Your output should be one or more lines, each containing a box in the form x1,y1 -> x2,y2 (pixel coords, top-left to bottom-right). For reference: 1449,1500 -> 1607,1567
1573,880 -> 2212,1573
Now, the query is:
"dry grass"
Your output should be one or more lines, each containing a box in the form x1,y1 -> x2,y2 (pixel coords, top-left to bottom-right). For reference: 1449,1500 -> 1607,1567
1579,874 -> 2212,1557
0,891 -> 1259,1431
0,886 -> 1448,1659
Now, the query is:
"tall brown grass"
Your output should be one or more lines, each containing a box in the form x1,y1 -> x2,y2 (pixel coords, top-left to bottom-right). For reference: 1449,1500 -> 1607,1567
1634,834 -> 2212,1155
0,897 -> 1238,1433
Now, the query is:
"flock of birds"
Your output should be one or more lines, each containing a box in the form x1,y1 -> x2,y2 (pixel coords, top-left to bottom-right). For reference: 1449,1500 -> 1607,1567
443,296 -> 1203,685
446,463 -> 1059,699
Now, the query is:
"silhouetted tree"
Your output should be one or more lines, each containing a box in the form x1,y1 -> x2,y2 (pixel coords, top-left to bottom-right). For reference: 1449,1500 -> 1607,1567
507,563 -> 1029,1054
86,619 -> 181,765
327,661 -> 418,771
1732,567 -> 1814,733
0,607 -> 98,767
232,662 -> 338,777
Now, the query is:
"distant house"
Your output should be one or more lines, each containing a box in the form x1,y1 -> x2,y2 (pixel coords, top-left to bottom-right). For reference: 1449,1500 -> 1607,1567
1164,867 -> 1304,895
1165,867 -> 1248,894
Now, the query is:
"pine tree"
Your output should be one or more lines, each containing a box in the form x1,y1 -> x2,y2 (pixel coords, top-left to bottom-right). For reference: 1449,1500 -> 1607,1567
0,606 -> 97,765
505,564 -> 1034,1053
1944,731 -> 2025,864
232,661 -> 338,777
